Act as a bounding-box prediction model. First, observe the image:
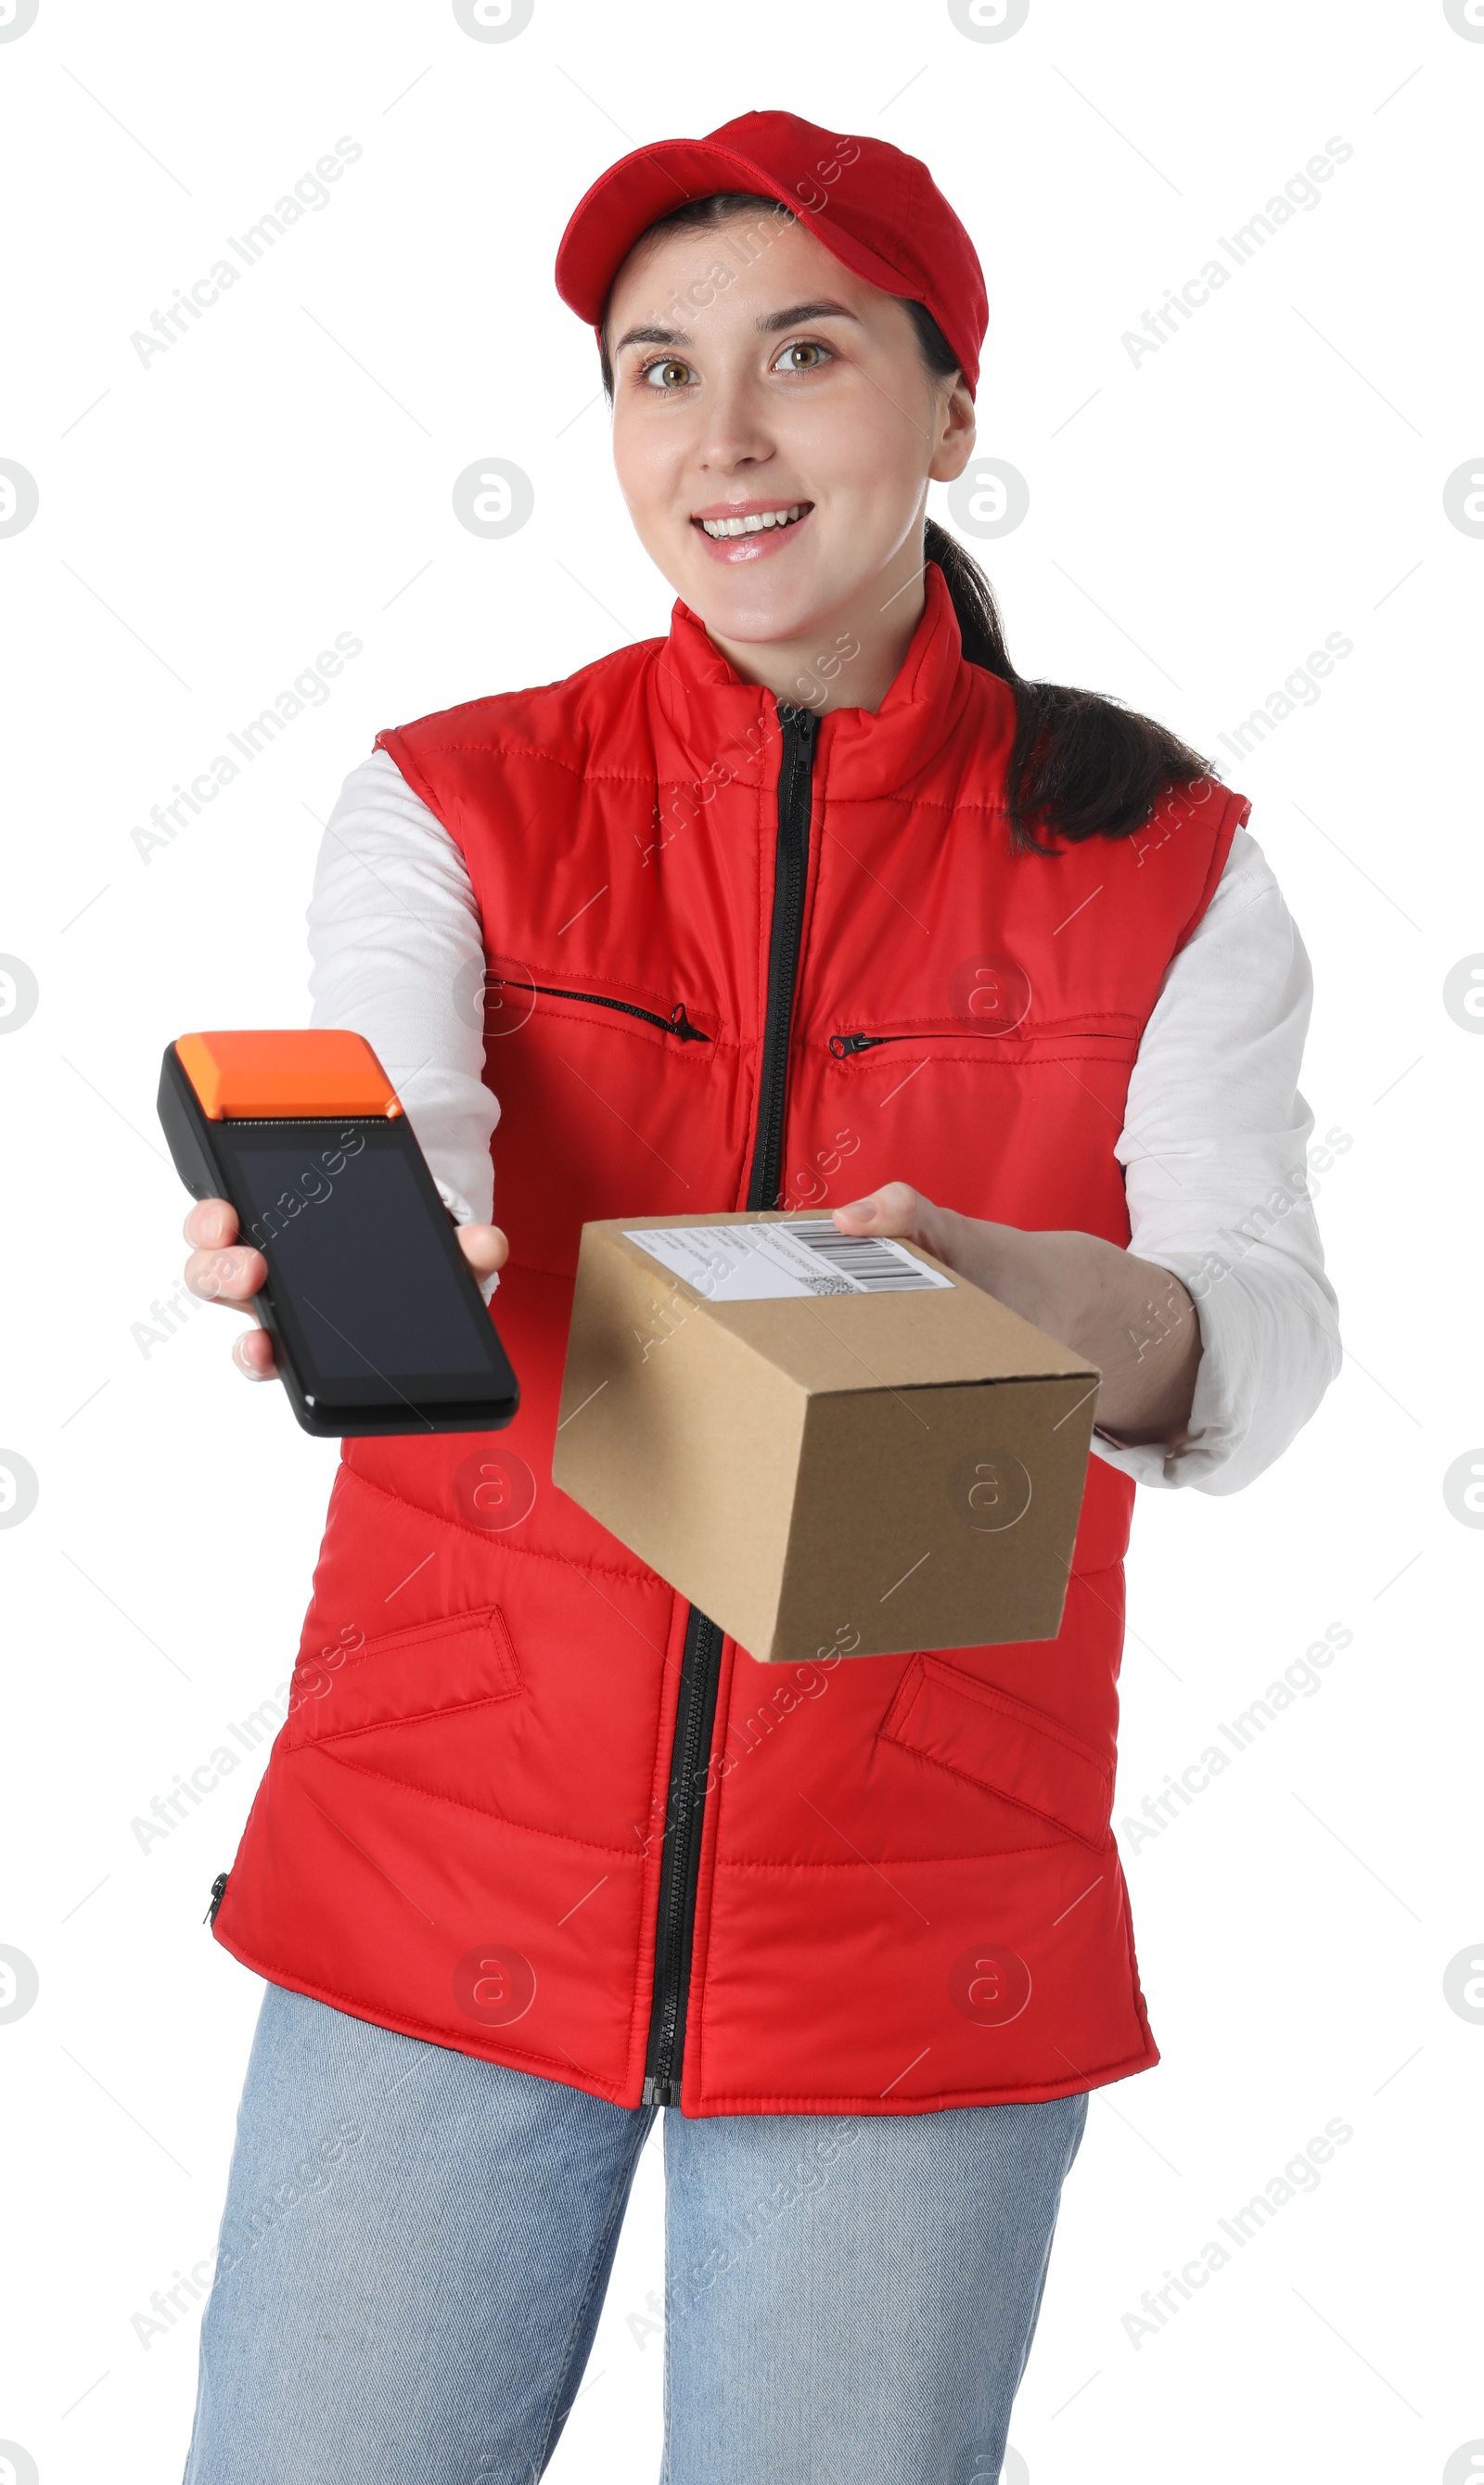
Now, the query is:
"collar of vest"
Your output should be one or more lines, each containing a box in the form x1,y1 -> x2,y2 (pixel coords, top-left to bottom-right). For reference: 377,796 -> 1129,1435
652,557 -> 1012,799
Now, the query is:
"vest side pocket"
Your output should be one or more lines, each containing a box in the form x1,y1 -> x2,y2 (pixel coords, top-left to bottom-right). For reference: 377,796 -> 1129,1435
286,1602 -> 522,1748
876,1655 -> 1113,1851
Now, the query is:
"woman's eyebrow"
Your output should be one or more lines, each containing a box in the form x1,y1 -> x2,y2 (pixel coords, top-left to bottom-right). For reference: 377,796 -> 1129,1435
756,300 -> 859,332
612,321 -> 693,355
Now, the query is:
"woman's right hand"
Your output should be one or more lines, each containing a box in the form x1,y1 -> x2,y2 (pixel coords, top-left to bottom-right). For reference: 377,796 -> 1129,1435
183,1198 -> 276,1379
182,1198 -> 512,1383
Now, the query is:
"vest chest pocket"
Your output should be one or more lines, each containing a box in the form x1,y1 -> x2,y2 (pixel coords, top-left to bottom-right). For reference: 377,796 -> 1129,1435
486,975 -> 731,1275
826,1022 -> 1143,1065
807,1020 -> 1142,1238
877,1655 -> 1114,1851
522,982 -> 712,1044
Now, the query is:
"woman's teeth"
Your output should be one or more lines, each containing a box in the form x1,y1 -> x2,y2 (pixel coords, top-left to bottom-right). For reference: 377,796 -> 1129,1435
698,505 -> 808,539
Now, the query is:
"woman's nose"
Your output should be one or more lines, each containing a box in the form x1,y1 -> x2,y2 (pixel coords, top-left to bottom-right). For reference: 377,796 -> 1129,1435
693,378 -> 774,473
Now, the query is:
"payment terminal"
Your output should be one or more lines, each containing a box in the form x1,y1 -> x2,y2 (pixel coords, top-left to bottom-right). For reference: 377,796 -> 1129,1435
158,1030 -> 518,1438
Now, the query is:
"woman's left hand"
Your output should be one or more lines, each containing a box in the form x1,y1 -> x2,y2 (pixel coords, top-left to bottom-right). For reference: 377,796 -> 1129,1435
830,1181 -> 1201,1449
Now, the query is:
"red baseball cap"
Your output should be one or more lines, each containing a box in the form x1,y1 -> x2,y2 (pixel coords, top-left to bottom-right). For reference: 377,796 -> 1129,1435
555,109 -> 988,395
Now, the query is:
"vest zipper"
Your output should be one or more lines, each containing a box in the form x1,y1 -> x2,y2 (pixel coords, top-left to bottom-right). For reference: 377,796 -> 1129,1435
639,1605 -> 724,2105
640,701 -> 818,2107
749,706 -> 819,1213
205,1871 -> 228,1926
528,985 -> 710,1042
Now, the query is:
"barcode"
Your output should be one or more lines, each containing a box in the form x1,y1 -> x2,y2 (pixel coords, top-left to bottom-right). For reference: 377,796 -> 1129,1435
773,1220 -> 940,1291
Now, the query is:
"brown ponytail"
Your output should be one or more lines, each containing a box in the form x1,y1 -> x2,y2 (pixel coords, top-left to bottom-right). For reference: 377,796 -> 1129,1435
923,514 -> 1214,853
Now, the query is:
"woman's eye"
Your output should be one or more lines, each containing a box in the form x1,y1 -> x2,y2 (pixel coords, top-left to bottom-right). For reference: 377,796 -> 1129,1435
642,358 -> 697,391
774,340 -> 832,375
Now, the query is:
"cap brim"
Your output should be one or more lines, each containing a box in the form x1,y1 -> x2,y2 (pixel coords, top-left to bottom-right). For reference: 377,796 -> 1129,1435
555,135 -> 921,331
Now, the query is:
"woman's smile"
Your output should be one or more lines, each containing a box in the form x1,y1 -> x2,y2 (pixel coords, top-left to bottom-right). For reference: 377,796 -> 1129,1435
691,498 -> 814,560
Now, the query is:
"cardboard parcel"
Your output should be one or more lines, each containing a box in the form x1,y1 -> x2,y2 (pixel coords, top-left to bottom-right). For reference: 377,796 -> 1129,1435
552,1211 -> 1101,1665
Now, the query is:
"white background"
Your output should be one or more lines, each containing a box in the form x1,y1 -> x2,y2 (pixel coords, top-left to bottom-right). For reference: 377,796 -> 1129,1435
2,1 -> 1480,2479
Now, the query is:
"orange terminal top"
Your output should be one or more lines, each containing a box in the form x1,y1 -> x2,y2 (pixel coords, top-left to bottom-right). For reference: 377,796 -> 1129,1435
174,1030 -> 403,1121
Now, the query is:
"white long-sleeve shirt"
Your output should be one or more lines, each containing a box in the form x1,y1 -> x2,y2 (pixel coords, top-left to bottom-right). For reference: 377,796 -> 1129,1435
307,748 -> 1340,1496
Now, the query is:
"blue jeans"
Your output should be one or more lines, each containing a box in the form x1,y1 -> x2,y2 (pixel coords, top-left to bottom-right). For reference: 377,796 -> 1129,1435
183,1984 -> 1087,2484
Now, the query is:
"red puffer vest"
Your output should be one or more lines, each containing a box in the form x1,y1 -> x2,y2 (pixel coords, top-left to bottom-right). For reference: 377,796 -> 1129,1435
213,566 -> 1244,2116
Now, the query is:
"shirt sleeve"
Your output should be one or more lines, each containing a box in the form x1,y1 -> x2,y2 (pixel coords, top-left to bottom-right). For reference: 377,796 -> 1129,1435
1093,823 -> 1342,1494
306,747 -> 499,1287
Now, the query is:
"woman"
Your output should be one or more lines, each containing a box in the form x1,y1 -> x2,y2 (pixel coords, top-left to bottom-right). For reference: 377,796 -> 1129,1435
178,112 -> 1338,2485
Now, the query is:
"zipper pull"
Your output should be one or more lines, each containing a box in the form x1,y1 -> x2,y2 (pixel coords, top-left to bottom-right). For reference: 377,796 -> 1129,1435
829,1031 -> 883,1057
667,1004 -> 710,1044
204,1871 -> 229,1926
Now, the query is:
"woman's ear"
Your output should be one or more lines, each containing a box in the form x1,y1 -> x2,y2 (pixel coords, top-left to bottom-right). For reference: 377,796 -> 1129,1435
928,379 -> 977,485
